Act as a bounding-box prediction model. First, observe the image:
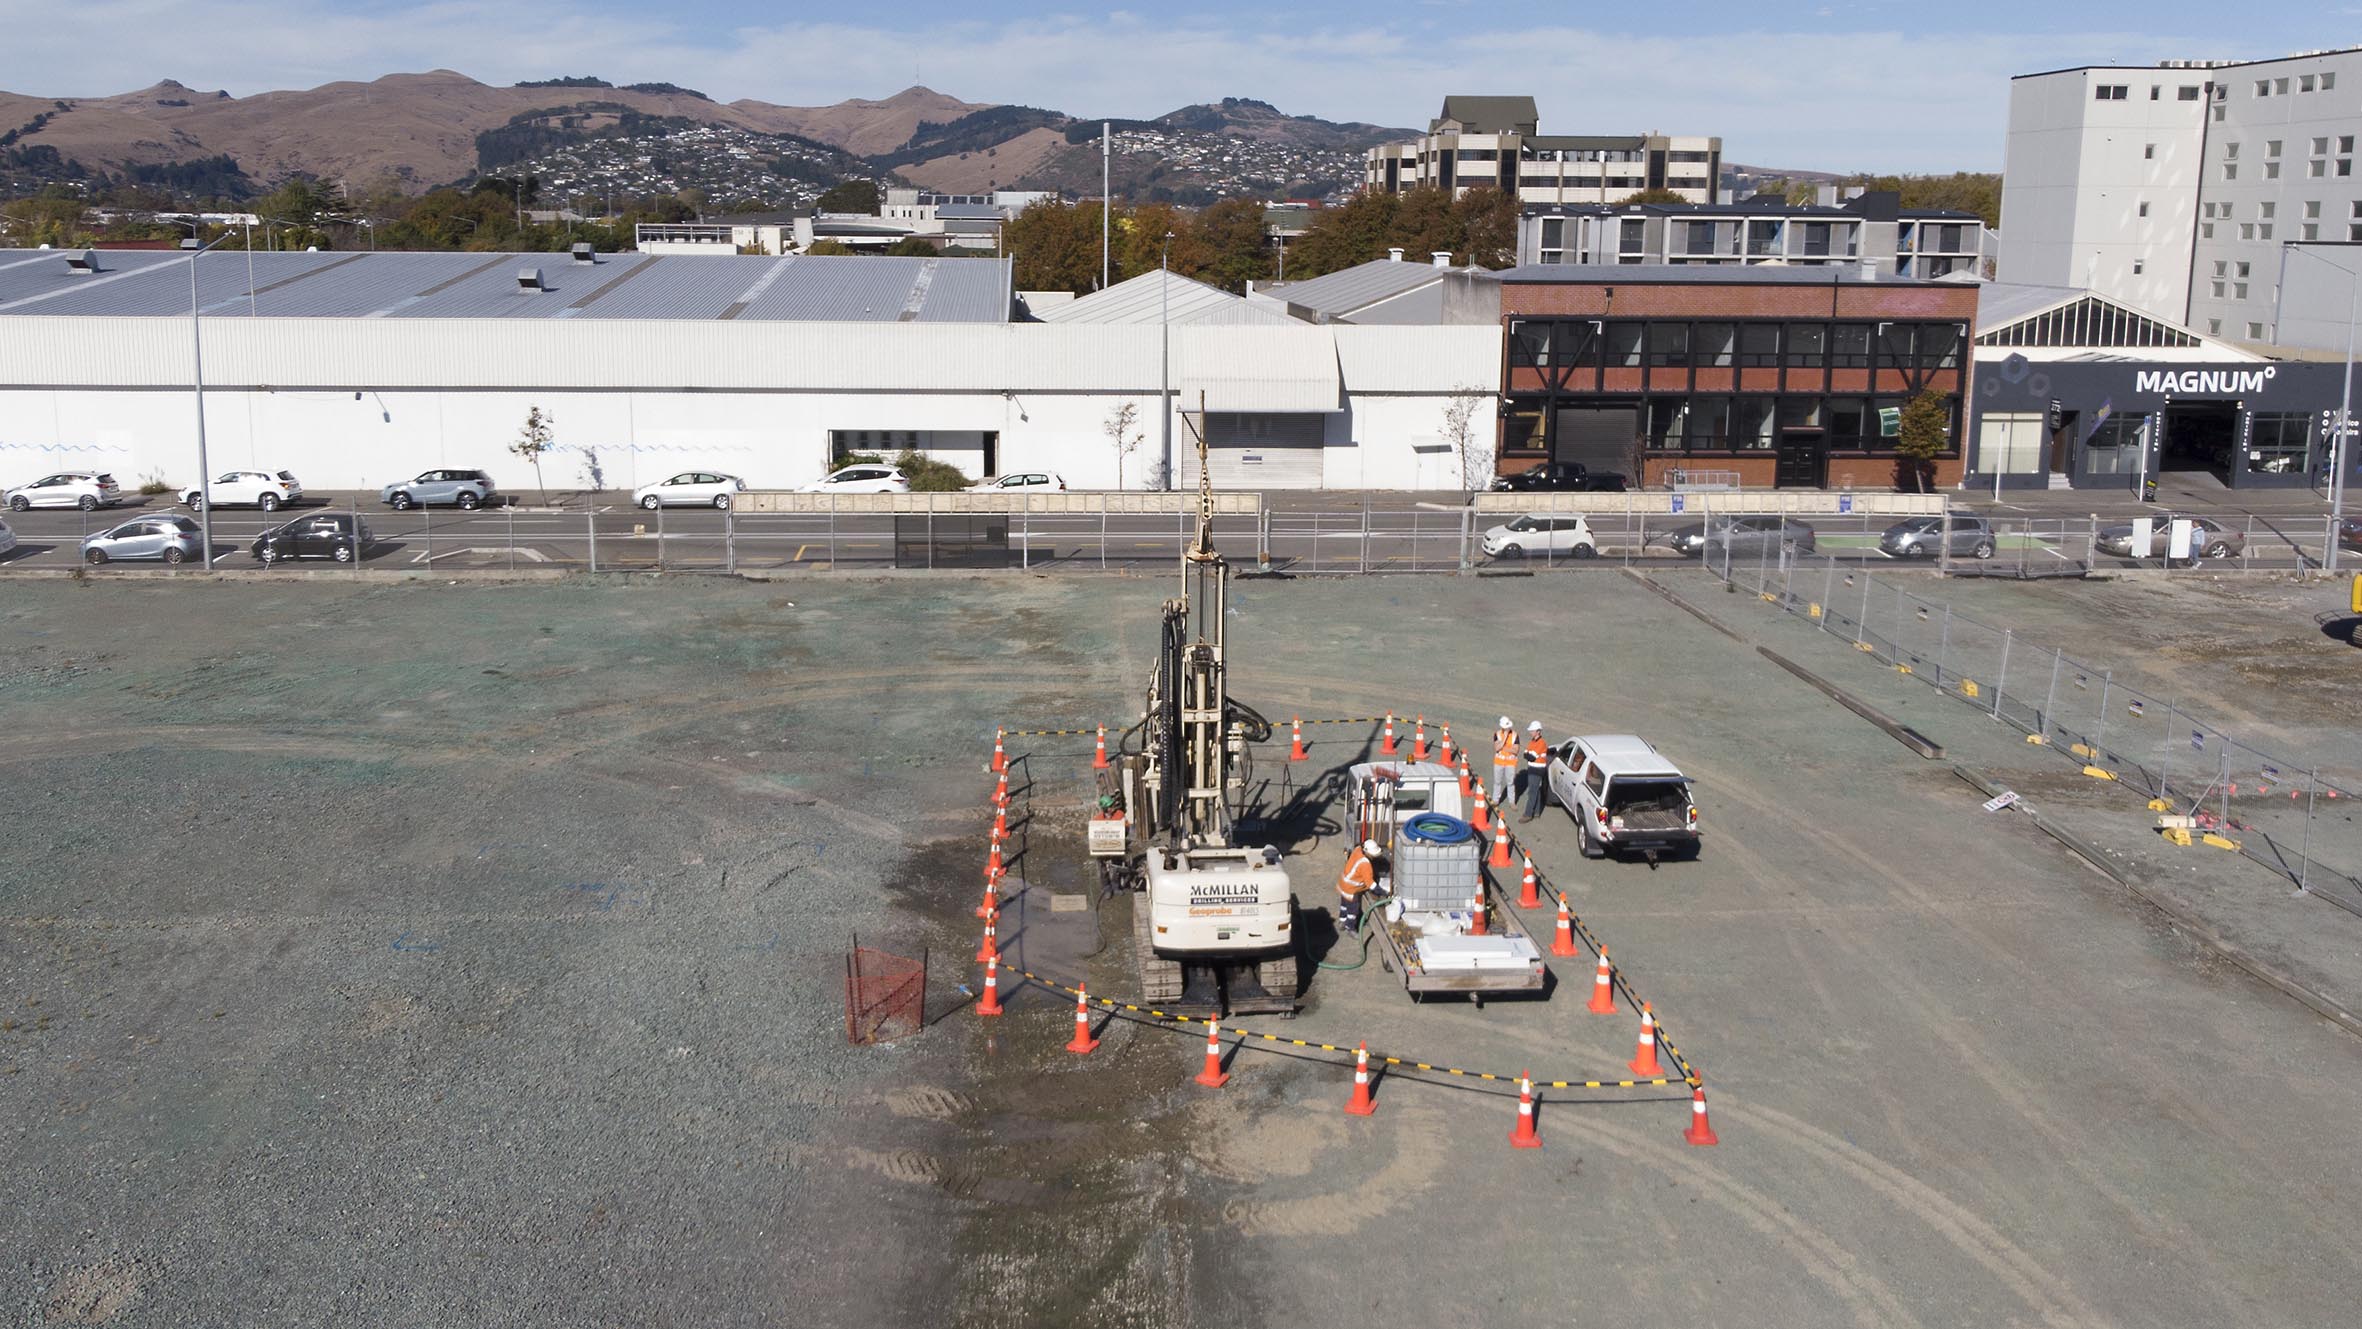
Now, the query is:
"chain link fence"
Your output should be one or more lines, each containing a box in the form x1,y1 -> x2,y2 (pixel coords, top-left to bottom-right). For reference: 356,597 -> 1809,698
1715,538 -> 2362,920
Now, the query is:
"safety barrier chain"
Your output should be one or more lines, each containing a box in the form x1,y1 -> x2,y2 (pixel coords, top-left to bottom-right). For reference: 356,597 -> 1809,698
1000,963 -> 1674,1093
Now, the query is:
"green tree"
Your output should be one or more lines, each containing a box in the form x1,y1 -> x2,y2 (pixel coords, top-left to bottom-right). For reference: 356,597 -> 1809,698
1284,189 -> 1399,279
1005,198 -> 1106,294
1893,391 -> 1951,493
1619,187 -> 1689,205
803,239 -> 858,255
816,180 -> 880,215
1783,178 -> 1822,207
884,236 -> 939,257
1389,185 -> 1458,264
1450,187 -> 1521,269
511,406 -> 555,505
1191,197 -> 1273,291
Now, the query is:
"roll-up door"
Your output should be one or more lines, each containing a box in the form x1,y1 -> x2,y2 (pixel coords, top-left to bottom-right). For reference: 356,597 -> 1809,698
1551,405 -> 1640,478
1176,413 -> 1329,489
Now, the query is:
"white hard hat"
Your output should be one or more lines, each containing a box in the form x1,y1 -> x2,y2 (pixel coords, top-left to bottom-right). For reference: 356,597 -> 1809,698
1361,838 -> 1381,857
1498,715 -> 1512,728
1527,720 -> 1543,733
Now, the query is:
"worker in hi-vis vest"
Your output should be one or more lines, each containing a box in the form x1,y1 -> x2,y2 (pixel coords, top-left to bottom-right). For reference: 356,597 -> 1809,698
1519,721 -> 1551,822
1337,838 -> 1379,935
1490,715 -> 1519,808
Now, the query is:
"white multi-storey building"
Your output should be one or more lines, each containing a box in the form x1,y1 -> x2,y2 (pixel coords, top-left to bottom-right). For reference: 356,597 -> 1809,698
1365,96 -> 1720,206
2001,49 -> 2362,352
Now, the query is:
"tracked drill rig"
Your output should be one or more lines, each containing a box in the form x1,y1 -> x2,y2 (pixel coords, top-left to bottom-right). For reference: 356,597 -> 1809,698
1089,434 -> 1299,1017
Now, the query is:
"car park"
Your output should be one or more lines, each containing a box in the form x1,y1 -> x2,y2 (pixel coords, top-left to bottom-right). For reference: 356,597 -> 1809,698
251,513 -> 373,564
1545,734 -> 1700,861
801,465 -> 910,494
1490,461 -> 1629,493
1480,513 -> 1599,559
179,470 -> 302,511
5,471 -> 123,511
969,472 -> 1066,493
634,472 -> 745,509
82,515 -> 205,565
380,469 -> 496,510
1879,514 -> 1996,560
2095,514 -> 2244,561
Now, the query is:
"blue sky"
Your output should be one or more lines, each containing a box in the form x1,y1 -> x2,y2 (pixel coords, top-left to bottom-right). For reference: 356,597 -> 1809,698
2,2 -> 2356,171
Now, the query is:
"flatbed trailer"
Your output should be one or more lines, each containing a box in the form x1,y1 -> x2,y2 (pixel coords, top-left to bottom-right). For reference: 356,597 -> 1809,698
1366,879 -> 1547,1005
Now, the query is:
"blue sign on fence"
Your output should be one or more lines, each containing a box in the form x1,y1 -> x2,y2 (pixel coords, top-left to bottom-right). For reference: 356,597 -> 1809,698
1838,495 -> 1854,514
1669,495 -> 1685,513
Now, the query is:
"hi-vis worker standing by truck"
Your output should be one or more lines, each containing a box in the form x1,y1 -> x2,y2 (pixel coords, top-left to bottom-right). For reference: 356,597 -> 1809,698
1490,716 -> 1519,807
1519,721 -> 1551,821
1338,838 -> 1380,935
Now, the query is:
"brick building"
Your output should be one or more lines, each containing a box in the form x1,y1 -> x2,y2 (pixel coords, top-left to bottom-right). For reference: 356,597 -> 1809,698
1495,266 -> 1979,490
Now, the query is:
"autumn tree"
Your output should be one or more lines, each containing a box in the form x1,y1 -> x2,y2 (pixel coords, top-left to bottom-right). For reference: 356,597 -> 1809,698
1893,390 -> 1952,493
1005,198 -> 1107,294
1451,188 -> 1521,269
1284,189 -> 1399,279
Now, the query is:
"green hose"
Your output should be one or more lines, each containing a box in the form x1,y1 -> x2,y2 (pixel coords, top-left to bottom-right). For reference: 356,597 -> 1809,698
1316,891 -> 1388,970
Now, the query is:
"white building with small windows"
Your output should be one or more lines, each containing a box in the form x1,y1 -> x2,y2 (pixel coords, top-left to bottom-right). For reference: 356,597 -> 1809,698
1364,96 -> 1720,206
2001,48 -> 2362,353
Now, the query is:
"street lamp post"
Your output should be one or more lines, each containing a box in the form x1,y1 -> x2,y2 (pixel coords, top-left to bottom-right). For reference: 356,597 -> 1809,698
174,228 -> 235,569
1160,231 -> 1174,491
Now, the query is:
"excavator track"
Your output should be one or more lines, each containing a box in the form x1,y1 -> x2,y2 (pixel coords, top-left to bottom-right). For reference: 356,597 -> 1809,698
1131,892 -> 1187,1007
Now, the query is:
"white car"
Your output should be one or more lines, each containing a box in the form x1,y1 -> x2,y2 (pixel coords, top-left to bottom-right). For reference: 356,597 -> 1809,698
1481,514 -> 1598,559
800,464 -> 910,495
970,472 -> 1066,493
179,469 -> 302,511
634,471 -> 745,510
6,471 -> 123,511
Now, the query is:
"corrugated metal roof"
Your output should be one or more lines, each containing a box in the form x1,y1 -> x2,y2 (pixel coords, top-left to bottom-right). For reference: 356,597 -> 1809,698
1037,270 -> 1297,326
1272,259 -> 1450,318
1972,281 -> 2097,331
1496,263 -> 1953,286
0,249 -> 1012,323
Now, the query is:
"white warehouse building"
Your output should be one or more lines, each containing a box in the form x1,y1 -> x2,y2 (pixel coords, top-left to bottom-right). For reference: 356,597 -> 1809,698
0,248 -> 1500,495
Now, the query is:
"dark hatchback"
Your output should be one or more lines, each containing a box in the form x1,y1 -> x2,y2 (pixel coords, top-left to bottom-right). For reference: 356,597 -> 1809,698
1491,461 -> 1630,493
251,512 -> 375,565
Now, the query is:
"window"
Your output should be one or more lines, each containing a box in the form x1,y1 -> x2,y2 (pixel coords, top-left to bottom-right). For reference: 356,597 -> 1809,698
2315,137 -> 2331,155
2095,84 -> 2128,101
2259,224 -> 2274,239
2303,75 -> 2319,93
2179,84 -> 2202,100
1980,413 -> 2047,474
1646,321 -> 1691,367
2224,164 -> 2237,180
2249,413 -> 2311,473
1737,323 -> 1780,367
2138,201 -> 2149,217
1827,398 -> 1873,444
2247,322 -> 2265,339
2345,160 -> 2357,178
2344,136 -> 2356,153
1687,396 -> 1731,448
2276,77 -> 2290,94
2134,260 -> 2145,275
2150,84 -> 2161,100
2268,140 -> 2283,158
1510,319 -> 1552,367
2208,319 -> 2223,335
2313,160 -> 2328,177
1646,399 -> 1689,449
2240,223 -> 2254,240
2328,73 -> 2340,91
2144,143 -> 2156,160
2225,143 -> 2240,159
2234,282 -> 2249,299
2214,105 -> 2226,123
1917,324 -> 1962,369
2255,80 -> 2271,96
2306,223 -> 2322,241
2201,223 -> 2215,239
2261,201 -> 2276,218
1831,323 -> 1873,368
2212,260 -> 2227,277
1693,322 -> 1735,367
1732,399 -> 1777,450
2236,262 -> 2250,278
1605,322 -> 1643,367
2211,281 -> 2226,298
1786,323 -> 1826,368
2267,162 -> 2282,179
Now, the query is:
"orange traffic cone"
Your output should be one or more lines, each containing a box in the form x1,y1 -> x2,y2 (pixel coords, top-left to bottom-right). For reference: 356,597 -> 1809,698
1195,1020 -> 1230,1088
1629,1003 -> 1662,1077
1518,853 -> 1540,909
1587,946 -> 1617,1013
1684,1085 -> 1720,1146
1551,893 -> 1579,957
1468,888 -> 1488,936
986,832 -> 1004,879
1380,712 -> 1398,756
1439,723 -> 1454,767
975,905 -> 1000,963
1289,716 -> 1308,762
1066,983 -> 1100,1055
1093,725 -> 1110,770
975,871 -> 1000,918
991,804 -> 1007,840
1455,752 -> 1472,796
975,955 -> 1004,1017
1343,1041 -> 1376,1116
1488,819 -> 1512,868
1509,1072 -> 1542,1149
991,770 -> 1009,808
991,727 -> 1007,773
1412,715 -> 1429,761
1470,784 -> 1491,831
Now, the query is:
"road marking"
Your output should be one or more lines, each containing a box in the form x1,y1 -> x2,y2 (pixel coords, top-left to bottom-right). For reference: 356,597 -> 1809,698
411,546 -> 549,564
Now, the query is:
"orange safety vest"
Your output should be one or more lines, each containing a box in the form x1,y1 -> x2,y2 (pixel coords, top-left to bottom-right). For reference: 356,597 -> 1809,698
1338,849 -> 1376,897
1493,728 -> 1518,767
1524,736 -> 1551,769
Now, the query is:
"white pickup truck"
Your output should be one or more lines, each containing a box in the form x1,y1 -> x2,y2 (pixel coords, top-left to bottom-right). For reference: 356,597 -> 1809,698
1546,734 -> 1700,864
1346,761 -> 1545,1005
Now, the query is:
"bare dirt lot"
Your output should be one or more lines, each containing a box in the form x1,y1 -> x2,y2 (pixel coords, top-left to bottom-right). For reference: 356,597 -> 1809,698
3,572 -> 2360,1327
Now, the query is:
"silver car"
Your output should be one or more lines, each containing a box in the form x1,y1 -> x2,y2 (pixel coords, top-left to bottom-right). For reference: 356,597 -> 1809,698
0,514 -> 17,559
82,515 -> 204,565
381,469 -> 497,510
1879,515 -> 1996,560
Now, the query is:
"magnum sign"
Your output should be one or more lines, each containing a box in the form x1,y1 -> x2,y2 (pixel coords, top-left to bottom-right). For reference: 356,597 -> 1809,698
2134,368 -> 2278,395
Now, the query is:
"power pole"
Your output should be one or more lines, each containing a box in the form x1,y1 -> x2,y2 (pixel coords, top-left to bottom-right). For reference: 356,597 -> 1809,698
1101,122 -> 1111,292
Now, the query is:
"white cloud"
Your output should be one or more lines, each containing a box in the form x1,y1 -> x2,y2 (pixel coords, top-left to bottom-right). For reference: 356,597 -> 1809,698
0,5 -> 2200,171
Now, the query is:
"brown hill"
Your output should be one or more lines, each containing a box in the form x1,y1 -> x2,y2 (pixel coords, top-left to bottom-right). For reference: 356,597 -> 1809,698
0,71 -> 985,193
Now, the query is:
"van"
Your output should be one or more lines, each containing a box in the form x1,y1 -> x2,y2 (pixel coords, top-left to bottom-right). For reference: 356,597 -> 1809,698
1545,734 -> 1699,861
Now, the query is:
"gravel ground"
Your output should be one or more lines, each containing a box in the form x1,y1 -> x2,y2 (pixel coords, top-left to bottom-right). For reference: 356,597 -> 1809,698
4,572 -> 2362,1327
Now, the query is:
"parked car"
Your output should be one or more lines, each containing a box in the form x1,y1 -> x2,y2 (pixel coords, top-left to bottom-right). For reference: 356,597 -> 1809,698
1491,461 -> 1629,493
969,472 -> 1067,493
179,469 -> 302,511
1481,514 -> 1599,559
380,469 -> 496,510
252,512 -> 374,564
1648,521 -> 1711,557
634,472 -> 745,510
6,471 -> 123,511
82,515 -> 205,565
1700,514 -> 1818,560
2094,514 -> 2244,561
2340,516 -> 2362,553
1545,734 -> 1700,861
800,465 -> 910,495
1879,514 -> 1996,560
0,515 -> 18,559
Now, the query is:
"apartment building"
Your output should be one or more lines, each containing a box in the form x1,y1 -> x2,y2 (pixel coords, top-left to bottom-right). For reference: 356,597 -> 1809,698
1517,189 -> 1984,279
2000,48 -> 2362,352
1365,96 -> 1720,206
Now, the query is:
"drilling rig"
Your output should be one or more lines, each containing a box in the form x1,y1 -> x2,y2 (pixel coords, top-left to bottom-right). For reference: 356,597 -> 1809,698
1089,434 -> 1298,1017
